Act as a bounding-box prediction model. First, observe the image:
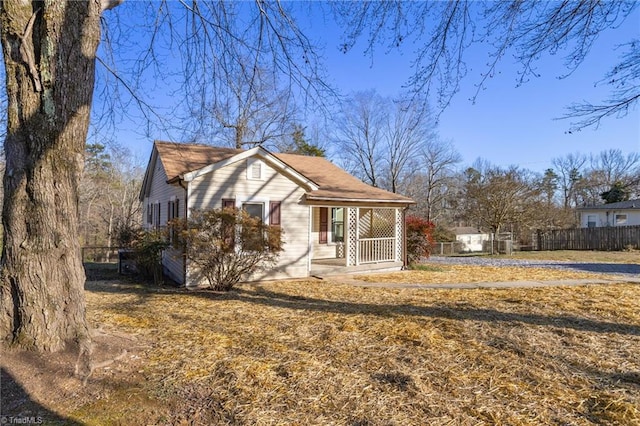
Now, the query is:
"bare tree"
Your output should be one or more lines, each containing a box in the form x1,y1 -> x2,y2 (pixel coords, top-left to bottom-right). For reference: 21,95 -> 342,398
552,152 -> 588,209
592,149 -> 640,187
332,1 -> 639,129
404,138 -> 461,224
563,40 -> 640,130
79,143 -> 143,249
0,1 -> 328,354
586,149 -> 640,203
333,90 -> 387,187
191,63 -> 298,149
462,162 -> 542,235
334,91 -> 437,192
383,99 -> 435,193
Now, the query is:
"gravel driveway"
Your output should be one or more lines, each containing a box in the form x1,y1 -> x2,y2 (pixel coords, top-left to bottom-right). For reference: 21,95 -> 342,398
426,256 -> 640,277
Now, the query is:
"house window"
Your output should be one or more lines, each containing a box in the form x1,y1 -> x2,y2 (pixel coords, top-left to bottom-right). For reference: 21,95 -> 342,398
331,208 -> 344,243
168,199 -> 179,221
242,202 -> 264,251
615,214 -> 627,225
243,203 -> 264,221
587,215 -> 597,228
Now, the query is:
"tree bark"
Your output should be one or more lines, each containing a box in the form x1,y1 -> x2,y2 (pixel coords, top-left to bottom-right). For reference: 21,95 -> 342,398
0,1 -> 102,352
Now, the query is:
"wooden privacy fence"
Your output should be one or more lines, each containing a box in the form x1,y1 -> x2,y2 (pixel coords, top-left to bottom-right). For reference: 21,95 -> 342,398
535,225 -> 640,251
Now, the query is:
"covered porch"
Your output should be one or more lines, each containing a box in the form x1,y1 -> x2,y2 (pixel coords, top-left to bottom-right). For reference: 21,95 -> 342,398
308,206 -> 406,276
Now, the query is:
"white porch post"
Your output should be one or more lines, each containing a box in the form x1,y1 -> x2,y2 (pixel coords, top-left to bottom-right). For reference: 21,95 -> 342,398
346,207 -> 359,266
307,205 -> 313,273
395,208 -> 403,262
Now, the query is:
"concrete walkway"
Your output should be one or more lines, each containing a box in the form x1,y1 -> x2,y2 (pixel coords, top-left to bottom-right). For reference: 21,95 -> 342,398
323,275 -> 640,290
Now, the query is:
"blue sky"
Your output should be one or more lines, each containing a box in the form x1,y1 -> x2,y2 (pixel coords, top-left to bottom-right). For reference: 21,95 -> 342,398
115,2 -> 639,174
308,5 -> 640,173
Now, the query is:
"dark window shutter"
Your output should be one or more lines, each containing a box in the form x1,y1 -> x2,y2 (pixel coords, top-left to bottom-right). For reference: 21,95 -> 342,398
222,199 -> 235,209
269,201 -> 281,226
319,207 -> 328,244
221,199 -> 236,248
175,199 -> 179,218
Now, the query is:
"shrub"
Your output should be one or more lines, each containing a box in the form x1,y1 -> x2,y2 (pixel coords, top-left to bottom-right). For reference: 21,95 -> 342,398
406,215 -> 435,265
174,208 -> 284,291
131,228 -> 169,285
114,222 -> 143,248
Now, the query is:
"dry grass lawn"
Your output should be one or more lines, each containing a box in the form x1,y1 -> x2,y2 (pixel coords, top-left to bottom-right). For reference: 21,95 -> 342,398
2,263 -> 639,425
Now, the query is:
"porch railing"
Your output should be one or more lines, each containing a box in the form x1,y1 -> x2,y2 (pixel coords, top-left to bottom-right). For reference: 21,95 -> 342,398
359,237 -> 395,264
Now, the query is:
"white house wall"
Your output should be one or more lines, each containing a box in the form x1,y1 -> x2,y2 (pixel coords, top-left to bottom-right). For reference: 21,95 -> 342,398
142,154 -> 185,283
455,233 -> 490,252
580,210 -> 640,227
188,157 -> 310,284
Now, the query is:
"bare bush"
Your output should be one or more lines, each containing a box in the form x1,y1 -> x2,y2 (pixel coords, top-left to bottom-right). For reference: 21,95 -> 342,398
174,208 -> 283,291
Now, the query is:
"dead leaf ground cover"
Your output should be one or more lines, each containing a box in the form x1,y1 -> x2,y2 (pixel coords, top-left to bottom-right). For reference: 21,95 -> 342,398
2,263 -> 639,425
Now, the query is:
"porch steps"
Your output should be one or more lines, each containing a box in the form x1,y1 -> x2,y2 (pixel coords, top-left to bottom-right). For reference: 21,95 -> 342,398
310,261 -> 403,278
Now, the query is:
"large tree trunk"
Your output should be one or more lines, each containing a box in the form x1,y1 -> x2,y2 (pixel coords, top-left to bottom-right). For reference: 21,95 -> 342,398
0,1 -> 102,352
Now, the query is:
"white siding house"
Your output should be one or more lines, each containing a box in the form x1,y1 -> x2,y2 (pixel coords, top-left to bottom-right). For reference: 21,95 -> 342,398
577,200 -> 640,228
139,141 -> 414,287
453,227 -> 490,252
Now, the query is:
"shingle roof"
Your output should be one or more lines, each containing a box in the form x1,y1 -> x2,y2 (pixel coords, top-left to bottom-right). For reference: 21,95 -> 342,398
153,141 -> 413,204
578,199 -> 640,210
155,141 -> 242,180
273,152 -> 413,203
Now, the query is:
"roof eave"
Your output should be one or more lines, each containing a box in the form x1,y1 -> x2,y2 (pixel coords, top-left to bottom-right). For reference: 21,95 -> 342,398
138,146 -> 158,201
304,195 -> 415,206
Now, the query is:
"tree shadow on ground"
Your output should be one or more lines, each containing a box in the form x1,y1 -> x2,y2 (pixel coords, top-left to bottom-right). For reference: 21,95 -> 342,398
210,285 -> 640,336
85,274 -> 640,337
548,262 -> 640,275
1,367 -> 82,425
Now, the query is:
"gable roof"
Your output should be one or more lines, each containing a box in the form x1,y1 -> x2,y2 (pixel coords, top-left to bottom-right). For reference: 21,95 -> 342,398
148,141 -> 413,205
156,141 -> 242,180
273,152 -> 413,204
578,199 -> 640,210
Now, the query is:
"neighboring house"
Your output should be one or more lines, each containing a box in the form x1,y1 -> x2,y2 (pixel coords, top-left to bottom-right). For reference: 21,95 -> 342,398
452,227 -> 490,252
139,141 -> 414,286
578,199 -> 640,228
